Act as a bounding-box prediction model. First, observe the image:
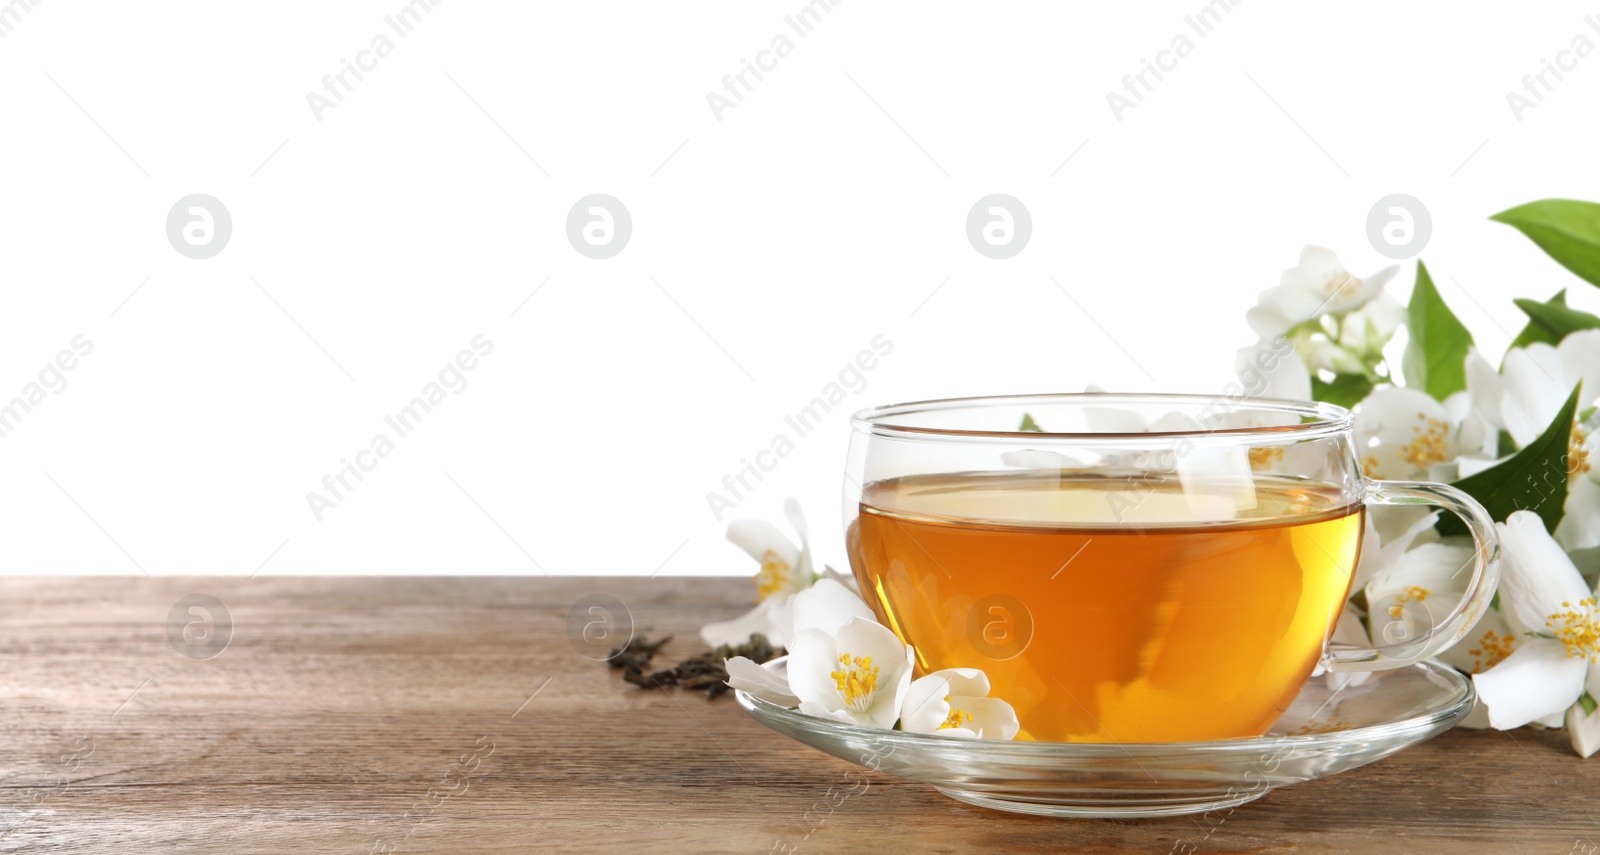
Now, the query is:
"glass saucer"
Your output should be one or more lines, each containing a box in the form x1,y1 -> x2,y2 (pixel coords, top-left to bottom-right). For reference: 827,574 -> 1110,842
735,657 -> 1473,818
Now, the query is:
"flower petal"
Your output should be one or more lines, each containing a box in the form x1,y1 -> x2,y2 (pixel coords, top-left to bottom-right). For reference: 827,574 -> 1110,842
1457,454 -> 1508,478
791,578 -> 875,636
1464,347 -> 1505,431
1366,540 -> 1475,604
1437,603 -> 1515,676
797,699 -> 863,726
960,695 -> 1021,740
818,564 -> 861,596
1534,709 -> 1567,729
783,497 -> 814,584
1352,507 -> 1423,592
701,595 -> 793,649
1285,245 -> 1344,286
928,667 -> 990,699
1377,507 -> 1443,566
1497,511 -> 1592,635
1500,344 -> 1569,448
786,627 -> 846,710
1556,475 -> 1600,552
1272,246 -> 1388,316
1567,702 -> 1600,759
1446,389 -> 1497,460
1363,263 -> 1400,294
725,655 -> 800,707
783,497 -> 810,541
726,518 -> 799,568
1472,638 -> 1588,729
1346,291 -> 1405,347
1360,540 -> 1474,660
833,617 -> 911,671
833,617 -> 916,729
900,673 -> 955,734
1556,330 -> 1600,404
1246,303 -> 1294,339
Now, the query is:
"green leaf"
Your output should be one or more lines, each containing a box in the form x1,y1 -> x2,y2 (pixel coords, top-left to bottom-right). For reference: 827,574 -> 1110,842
1401,261 -> 1474,401
1440,384 -> 1580,535
1512,291 -> 1600,346
1492,199 -> 1600,289
1310,373 -> 1375,409
1508,289 -> 1570,350
1581,693 -> 1598,717
1019,413 -> 1042,432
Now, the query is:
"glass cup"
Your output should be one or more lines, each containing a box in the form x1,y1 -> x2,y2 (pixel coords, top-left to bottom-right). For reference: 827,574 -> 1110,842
844,393 -> 1499,744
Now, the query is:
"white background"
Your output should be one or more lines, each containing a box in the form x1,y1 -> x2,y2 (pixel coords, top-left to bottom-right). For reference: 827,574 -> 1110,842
3,0 -> 1598,577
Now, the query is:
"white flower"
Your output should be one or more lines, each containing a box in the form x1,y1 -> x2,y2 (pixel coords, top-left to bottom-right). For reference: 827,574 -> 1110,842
1352,388 -> 1460,481
1323,508 -> 1468,689
1286,291 -> 1406,376
1464,333 -> 1600,550
1246,246 -> 1398,339
726,569 -> 1019,740
900,668 -> 1020,740
1364,534 -> 1477,652
700,498 -> 815,649
784,580 -> 914,729
1471,512 -> 1598,747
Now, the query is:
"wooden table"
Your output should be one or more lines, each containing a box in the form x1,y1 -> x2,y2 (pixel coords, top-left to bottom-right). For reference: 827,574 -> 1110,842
0,576 -> 1594,853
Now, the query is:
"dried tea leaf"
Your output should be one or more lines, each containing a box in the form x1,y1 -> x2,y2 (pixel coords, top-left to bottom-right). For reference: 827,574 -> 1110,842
605,633 -> 785,699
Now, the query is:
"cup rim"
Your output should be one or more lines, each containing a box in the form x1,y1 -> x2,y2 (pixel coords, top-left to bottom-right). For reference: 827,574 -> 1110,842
850,392 -> 1353,441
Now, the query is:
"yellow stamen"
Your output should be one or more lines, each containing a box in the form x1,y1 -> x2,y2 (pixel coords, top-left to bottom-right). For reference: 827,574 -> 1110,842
831,653 -> 879,708
939,698 -> 974,731
1383,587 -> 1433,622
755,549 -> 793,602
1465,629 -> 1515,674
1248,446 -> 1284,471
1548,598 -> 1600,662
1398,586 -> 1431,603
1402,415 -> 1450,470
1571,425 -> 1592,478
1362,454 -> 1381,478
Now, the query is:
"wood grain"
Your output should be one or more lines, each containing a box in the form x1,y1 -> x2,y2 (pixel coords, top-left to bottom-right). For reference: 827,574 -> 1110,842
0,576 -> 1593,854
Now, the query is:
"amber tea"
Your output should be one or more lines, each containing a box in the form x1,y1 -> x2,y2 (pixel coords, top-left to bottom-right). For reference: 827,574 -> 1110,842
849,470 -> 1364,744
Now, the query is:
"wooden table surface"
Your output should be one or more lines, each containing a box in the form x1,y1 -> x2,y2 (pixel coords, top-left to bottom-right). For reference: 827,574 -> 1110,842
0,576 -> 1594,854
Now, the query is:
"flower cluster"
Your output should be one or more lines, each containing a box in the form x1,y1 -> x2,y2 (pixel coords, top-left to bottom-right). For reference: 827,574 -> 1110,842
707,504 -> 1020,740
1238,203 -> 1600,756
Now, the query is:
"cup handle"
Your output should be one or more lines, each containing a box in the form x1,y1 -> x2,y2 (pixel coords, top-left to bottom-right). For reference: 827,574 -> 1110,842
1322,479 -> 1502,672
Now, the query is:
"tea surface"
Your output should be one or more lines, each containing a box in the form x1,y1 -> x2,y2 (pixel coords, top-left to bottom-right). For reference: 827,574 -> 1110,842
850,471 -> 1363,743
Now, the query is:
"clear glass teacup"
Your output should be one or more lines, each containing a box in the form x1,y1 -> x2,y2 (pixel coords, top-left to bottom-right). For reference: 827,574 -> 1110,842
844,393 -> 1499,743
